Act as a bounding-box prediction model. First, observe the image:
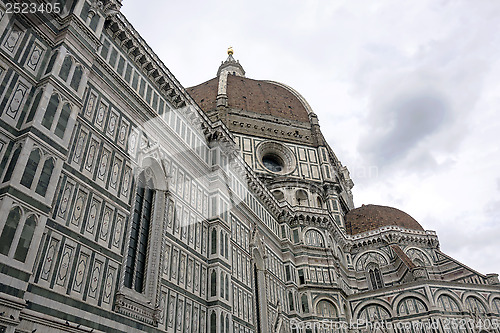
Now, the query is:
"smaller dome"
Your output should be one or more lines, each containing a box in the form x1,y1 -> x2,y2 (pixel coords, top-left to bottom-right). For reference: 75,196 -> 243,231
345,204 -> 424,235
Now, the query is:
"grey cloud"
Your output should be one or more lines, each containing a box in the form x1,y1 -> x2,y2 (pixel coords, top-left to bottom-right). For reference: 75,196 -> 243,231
359,90 -> 451,166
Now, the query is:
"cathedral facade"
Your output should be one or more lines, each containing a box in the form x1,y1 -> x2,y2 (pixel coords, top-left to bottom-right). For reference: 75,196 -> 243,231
0,1 -> 499,332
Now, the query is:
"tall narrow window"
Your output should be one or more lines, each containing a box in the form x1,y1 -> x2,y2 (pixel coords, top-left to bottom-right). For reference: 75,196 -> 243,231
20,150 -> 41,188
225,316 -> 229,333
224,233 -> 228,258
368,267 -> 384,290
70,65 -> 83,91
210,270 -> 217,297
42,94 -> 59,129
35,158 -> 54,196
26,89 -> 43,123
288,291 -> 295,311
220,313 -> 224,333
13,215 -> 36,262
220,273 -> 225,298
225,277 -> 229,300
44,51 -> 58,74
298,269 -> 305,285
3,146 -> 21,182
211,229 -> 217,255
124,174 -> 154,293
59,56 -> 73,81
0,207 -> 21,255
210,311 -> 216,333
220,230 -> 224,256
301,294 -> 309,313
55,103 -> 71,138
253,264 -> 261,332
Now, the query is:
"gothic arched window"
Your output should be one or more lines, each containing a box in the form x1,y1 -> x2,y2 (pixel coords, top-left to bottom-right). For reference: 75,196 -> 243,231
437,294 -> 460,312
55,103 -> 71,139
20,149 -> 41,188
220,273 -> 225,298
3,145 -> 21,182
0,207 -> 21,255
465,296 -> 487,314
211,229 -> 217,255
220,230 -> 224,256
316,300 -> 337,318
304,229 -> 325,247
13,214 -> 36,262
288,291 -> 295,311
124,173 -> 154,293
45,51 -> 58,74
210,311 -> 216,333
224,233 -> 228,258
59,55 -> 73,81
225,276 -> 229,300
301,294 -> 309,313
367,265 -> 384,290
35,158 -> 54,196
42,94 -> 59,129
70,65 -> 83,91
210,270 -> 217,297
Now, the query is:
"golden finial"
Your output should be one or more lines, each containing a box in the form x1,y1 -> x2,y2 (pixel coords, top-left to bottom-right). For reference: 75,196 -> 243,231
227,46 -> 234,56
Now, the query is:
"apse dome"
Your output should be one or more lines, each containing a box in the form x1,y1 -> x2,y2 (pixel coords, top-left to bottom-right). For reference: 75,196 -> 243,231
345,204 -> 424,235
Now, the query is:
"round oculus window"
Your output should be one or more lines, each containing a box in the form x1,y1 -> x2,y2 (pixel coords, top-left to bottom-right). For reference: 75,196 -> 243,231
255,141 -> 297,175
262,154 -> 283,173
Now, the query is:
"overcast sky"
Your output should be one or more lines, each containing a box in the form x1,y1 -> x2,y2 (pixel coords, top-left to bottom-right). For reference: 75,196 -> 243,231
121,0 -> 500,275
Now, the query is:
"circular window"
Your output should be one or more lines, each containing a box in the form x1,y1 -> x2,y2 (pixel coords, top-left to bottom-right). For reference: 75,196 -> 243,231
272,190 -> 285,201
256,141 -> 296,175
263,154 -> 283,173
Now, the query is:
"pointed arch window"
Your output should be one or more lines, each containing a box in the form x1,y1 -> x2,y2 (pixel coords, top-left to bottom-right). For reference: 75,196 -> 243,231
210,270 -> 217,297
368,266 -> 384,290
70,65 -> 83,91
124,173 -> 154,292
301,294 -> 309,313
20,149 -> 41,188
220,273 -> 225,298
59,55 -> 73,81
224,233 -> 228,258
44,51 -> 58,74
288,291 -> 295,311
220,230 -> 224,256
55,103 -> 71,138
210,311 -> 216,333
0,207 -> 21,255
304,229 -> 325,247
26,89 -> 43,123
211,229 -> 217,255
42,94 -> 59,129
316,300 -> 337,318
35,158 -> 54,196
13,215 -> 36,262
3,145 -> 22,183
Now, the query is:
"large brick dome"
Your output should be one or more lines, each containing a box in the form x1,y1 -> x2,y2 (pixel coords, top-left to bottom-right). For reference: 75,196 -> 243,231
345,204 -> 424,235
188,75 -> 310,122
